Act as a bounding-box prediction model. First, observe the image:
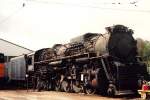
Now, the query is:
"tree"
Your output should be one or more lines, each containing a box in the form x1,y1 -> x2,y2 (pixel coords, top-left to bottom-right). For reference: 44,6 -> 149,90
143,41 -> 150,58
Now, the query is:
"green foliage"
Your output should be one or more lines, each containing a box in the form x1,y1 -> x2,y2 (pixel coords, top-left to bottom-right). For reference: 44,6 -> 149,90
138,40 -> 150,76
143,41 -> 150,57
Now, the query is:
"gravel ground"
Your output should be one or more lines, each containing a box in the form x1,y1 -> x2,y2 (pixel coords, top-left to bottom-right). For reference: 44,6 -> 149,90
0,90 -> 140,100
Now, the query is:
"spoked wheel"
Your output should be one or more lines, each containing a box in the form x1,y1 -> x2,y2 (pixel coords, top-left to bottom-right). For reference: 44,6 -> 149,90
85,86 -> 96,95
55,80 -> 61,91
61,80 -> 70,92
44,81 -> 49,91
72,83 -> 83,93
36,81 -> 42,92
47,81 -> 53,91
107,84 -> 116,97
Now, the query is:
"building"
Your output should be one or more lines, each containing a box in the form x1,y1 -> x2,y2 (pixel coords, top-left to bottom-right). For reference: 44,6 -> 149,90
0,38 -> 34,61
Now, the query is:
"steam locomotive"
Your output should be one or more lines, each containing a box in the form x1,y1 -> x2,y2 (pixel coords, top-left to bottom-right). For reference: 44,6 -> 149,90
5,25 -> 147,96
30,24 -> 147,96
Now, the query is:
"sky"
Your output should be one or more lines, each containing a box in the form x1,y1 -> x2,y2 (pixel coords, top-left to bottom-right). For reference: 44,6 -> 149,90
0,0 -> 150,51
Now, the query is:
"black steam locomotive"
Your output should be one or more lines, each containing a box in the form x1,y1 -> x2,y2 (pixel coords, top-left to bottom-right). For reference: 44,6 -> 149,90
31,25 -> 147,96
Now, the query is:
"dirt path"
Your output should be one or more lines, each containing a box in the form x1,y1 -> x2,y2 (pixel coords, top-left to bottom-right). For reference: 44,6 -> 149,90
0,90 -> 140,100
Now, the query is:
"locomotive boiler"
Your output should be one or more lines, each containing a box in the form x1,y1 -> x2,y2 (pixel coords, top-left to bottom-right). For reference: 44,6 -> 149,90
33,25 -> 147,96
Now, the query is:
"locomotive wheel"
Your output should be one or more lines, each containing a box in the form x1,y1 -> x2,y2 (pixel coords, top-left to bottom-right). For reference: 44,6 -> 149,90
47,81 -> 53,90
61,80 -> 70,92
72,84 -> 83,93
107,84 -> 116,97
107,88 -> 115,97
55,80 -> 61,91
37,80 -> 43,92
43,81 -> 49,90
85,86 -> 96,95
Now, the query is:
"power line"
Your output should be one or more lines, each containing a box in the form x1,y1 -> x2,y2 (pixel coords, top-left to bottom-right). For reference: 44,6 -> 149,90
0,0 -> 149,25
0,3 -> 25,25
25,0 -> 150,13
26,0 -> 139,6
